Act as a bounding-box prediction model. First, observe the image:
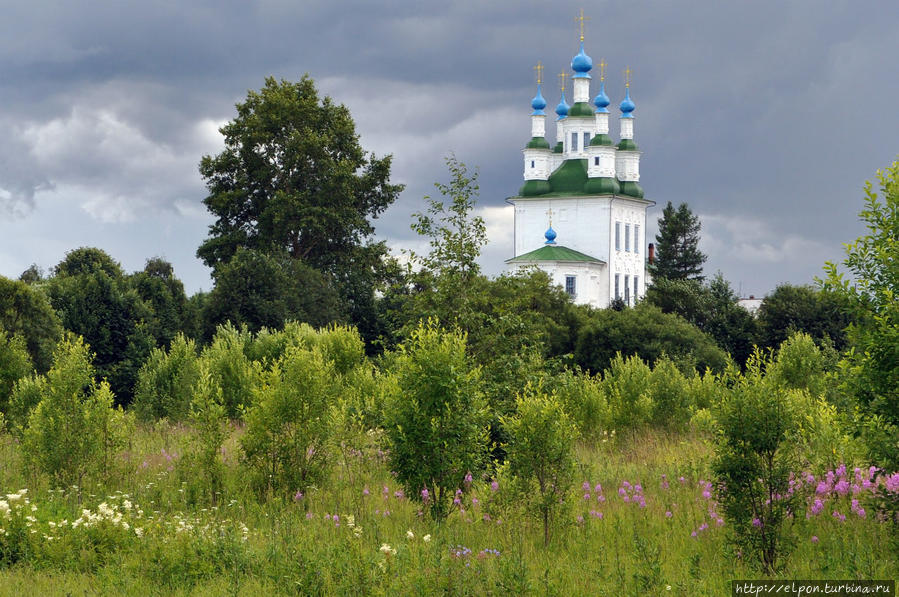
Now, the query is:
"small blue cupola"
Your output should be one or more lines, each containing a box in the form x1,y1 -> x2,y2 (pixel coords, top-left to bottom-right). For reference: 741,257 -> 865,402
593,81 -> 610,113
619,88 -> 635,118
544,226 -> 557,245
531,84 -> 547,115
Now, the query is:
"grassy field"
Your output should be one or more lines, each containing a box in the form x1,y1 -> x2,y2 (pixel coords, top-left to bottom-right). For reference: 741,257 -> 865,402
0,424 -> 896,596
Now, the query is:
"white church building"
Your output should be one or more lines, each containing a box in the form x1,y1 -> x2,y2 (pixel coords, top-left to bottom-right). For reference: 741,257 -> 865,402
506,30 -> 653,309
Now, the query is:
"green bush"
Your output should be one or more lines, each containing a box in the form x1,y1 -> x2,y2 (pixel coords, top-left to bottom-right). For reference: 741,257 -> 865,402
549,368 -> 608,440
648,356 -> 691,428
133,333 -> 200,422
200,323 -> 259,418
383,320 -> 489,520
601,354 -> 654,430
241,345 -> 335,498
501,383 -> 578,546
712,355 -> 801,574
21,335 -> 132,487
0,331 -> 33,423
180,365 -> 227,505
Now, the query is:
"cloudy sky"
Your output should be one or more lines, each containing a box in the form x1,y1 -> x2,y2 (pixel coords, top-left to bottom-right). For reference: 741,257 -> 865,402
1,1 -> 897,297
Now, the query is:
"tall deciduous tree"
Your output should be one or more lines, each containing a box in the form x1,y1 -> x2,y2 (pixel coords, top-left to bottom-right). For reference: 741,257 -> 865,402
648,201 -> 707,281
0,276 -> 62,373
822,159 -> 899,469
196,76 -> 403,339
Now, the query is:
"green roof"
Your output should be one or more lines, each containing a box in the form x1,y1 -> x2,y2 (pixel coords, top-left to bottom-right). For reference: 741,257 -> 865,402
546,159 -> 588,193
567,102 -> 595,117
525,136 -> 551,149
506,244 -> 605,264
617,138 -> 638,151
589,133 -> 613,146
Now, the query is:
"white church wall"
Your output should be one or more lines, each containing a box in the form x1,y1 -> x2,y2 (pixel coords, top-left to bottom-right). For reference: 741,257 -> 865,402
609,198 -> 649,304
510,261 -> 607,308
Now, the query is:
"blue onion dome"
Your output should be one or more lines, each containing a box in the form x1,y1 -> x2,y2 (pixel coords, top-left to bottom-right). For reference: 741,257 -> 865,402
544,226 -> 557,244
555,95 -> 569,118
571,41 -> 593,77
531,85 -> 547,114
593,81 -> 610,113
619,88 -> 635,118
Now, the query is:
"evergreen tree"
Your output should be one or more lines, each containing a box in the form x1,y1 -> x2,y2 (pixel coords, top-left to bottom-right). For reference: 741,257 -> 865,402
649,201 -> 707,281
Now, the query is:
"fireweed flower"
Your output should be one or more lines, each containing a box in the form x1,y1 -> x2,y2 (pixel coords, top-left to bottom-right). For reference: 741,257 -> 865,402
582,481 -> 591,492
811,535 -> 819,544
464,472 -> 473,486
490,480 -> 499,492
752,518 -> 762,528
421,488 -> 430,503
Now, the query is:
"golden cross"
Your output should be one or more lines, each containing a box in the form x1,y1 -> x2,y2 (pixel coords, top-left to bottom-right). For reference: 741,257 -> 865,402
558,71 -> 568,92
624,66 -> 632,88
533,61 -> 544,85
546,207 -> 555,225
575,9 -> 589,42
599,58 -> 607,82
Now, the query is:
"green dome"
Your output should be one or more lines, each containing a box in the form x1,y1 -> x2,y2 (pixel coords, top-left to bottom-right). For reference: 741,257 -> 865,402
584,177 -> 620,194
589,133 -> 613,146
525,137 -> 551,150
567,102 -> 595,118
546,159 -> 588,194
519,179 -> 552,197
618,180 -> 644,198
553,142 -> 563,154
617,138 -> 638,151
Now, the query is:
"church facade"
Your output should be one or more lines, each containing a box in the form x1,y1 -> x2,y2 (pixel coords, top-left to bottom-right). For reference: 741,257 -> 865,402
506,32 -> 653,309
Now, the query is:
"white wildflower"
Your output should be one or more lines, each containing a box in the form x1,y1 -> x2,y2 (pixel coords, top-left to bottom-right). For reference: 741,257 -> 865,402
406,529 -> 414,540
423,534 -> 431,543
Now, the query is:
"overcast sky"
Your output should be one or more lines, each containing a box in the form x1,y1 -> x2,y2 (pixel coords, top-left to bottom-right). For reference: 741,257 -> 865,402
1,1 -> 897,297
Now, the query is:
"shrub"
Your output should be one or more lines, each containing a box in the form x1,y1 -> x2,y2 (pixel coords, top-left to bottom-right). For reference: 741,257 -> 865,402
0,331 -> 33,420
133,333 -> 200,422
549,368 -> 608,440
601,354 -> 653,430
712,355 -> 801,574
501,383 -> 578,546
383,320 -> 489,520
21,335 -> 132,487
241,345 -> 335,498
181,365 -> 227,505
648,356 -> 691,429
200,323 -> 259,418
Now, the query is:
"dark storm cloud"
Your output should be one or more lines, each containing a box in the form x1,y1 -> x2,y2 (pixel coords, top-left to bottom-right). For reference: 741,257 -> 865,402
0,0 -> 896,294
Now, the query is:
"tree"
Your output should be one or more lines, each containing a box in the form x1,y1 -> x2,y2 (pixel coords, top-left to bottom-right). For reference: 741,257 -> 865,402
0,331 -> 33,419
196,76 -> 403,339
403,155 -> 488,330
574,302 -> 729,375
130,257 -> 190,349
201,247 -> 342,340
241,345 -> 335,498
501,384 -> 578,546
755,284 -> 853,352
383,321 -> 489,521
45,247 -> 155,405
713,355 -> 801,574
648,201 -> 706,281
821,159 -> 899,469
645,273 -> 758,365
21,334 -> 132,488
0,276 -> 62,373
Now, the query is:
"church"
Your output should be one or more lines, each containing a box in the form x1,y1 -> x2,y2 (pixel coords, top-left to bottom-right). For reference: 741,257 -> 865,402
506,26 -> 653,309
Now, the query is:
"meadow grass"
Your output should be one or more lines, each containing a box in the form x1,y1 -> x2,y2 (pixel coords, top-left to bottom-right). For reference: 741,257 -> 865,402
0,424 -> 896,595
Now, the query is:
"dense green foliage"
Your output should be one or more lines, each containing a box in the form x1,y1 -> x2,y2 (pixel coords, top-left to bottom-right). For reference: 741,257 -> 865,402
196,76 -> 403,344
755,283 -> 852,351
202,248 -> 342,339
648,201 -> 707,281
383,321 -> 489,520
0,276 -> 62,373
501,384 -> 578,546
823,158 -> 899,470
19,335 -> 132,487
574,302 -> 729,375
44,248 -> 155,405
713,355 -> 801,574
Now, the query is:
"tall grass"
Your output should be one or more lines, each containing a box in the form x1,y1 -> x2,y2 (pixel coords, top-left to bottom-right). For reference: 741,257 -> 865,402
1,424 -> 895,595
